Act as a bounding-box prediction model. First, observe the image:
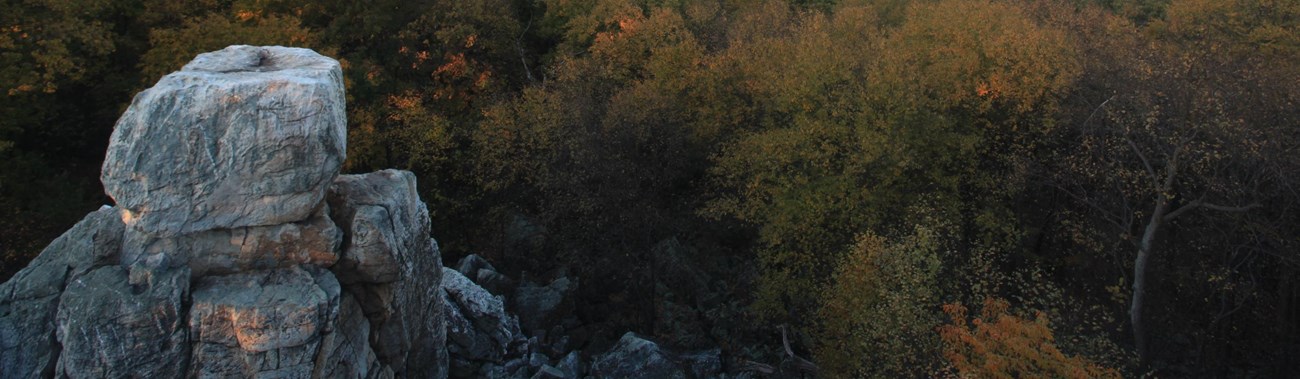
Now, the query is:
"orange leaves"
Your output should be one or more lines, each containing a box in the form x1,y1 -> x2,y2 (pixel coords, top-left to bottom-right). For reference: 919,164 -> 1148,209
616,17 -> 640,33
939,298 -> 1121,379
386,92 -> 422,111
235,10 -> 258,22
433,53 -> 466,77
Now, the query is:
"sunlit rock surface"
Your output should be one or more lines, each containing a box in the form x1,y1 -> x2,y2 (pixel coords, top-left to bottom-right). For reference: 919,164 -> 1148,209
101,45 -> 346,237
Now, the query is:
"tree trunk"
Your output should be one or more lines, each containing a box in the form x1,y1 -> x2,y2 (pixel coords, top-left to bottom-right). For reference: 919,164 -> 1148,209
1132,198 -> 1169,362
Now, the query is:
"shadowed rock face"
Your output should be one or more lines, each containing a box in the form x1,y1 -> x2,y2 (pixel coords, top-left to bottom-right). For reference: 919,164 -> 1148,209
327,170 -> 447,376
101,45 -> 347,237
1,46 -> 445,379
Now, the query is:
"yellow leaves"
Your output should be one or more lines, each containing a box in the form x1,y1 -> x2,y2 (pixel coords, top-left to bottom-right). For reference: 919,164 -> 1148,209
813,223 -> 948,377
1160,0 -> 1300,59
876,0 -> 1081,116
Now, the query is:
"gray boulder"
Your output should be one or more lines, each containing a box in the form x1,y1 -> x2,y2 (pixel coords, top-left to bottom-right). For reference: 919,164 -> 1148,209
328,170 -> 430,284
590,333 -> 722,379
591,333 -> 687,379
532,365 -> 566,379
0,206 -> 123,378
442,268 -> 518,349
514,276 -> 575,335
443,267 -> 527,375
328,170 -> 446,377
455,254 -> 497,278
102,45 -> 346,236
455,254 -> 516,297
555,351 -> 582,379
477,269 -> 518,297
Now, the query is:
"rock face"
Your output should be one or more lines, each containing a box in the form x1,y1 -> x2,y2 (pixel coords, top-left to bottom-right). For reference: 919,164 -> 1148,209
102,45 -> 347,237
328,170 -> 447,376
0,46 -> 445,379
56,265 -> 191,378
187,266 -> 339,377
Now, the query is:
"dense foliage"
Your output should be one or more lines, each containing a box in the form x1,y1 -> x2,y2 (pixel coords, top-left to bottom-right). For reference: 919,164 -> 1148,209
3,0 -> 1297,376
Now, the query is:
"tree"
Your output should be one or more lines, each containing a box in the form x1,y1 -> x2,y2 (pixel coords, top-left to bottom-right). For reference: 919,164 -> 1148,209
707,0 -> 1080,324
1048,0 -> 1300,361
815,222 -> 947,378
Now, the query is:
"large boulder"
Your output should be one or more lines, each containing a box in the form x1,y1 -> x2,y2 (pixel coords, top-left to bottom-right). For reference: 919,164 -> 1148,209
514,276 -> 575,335
328,170 -> 446,377
455,254 -> 516,297
442,267 -> 523,374
102,45 -> 346,236
591,333 -> 687,379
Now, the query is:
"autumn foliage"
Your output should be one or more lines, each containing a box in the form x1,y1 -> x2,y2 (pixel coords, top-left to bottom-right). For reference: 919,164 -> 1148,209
3,0 -> 1299,376
939,298 -> 1121,379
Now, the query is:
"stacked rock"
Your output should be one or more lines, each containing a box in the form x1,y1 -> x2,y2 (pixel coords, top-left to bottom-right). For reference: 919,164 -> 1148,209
0,46 -> 445,379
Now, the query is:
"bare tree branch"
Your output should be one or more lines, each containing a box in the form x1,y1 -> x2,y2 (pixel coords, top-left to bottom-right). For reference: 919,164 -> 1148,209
1200,202 -> 1262,213
1125,135 -> 1160,189
1163,195 -> 1205,222
780,325 -> 819,374
1164,197 -> 1261,222
1162,144 -> 1180,193
516,19 -> 535,83
1084,94 -> 1117,130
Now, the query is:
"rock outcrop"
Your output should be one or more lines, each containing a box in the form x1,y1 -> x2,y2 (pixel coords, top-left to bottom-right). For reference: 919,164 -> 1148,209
0,46 -> 445,379
102,45 -> 347,237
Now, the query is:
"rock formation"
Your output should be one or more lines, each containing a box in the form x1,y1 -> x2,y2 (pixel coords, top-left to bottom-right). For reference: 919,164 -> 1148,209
0,46 -> 445,379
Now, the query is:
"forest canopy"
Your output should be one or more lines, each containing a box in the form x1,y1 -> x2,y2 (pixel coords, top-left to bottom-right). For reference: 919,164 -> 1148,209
2,0 -> 1297,376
